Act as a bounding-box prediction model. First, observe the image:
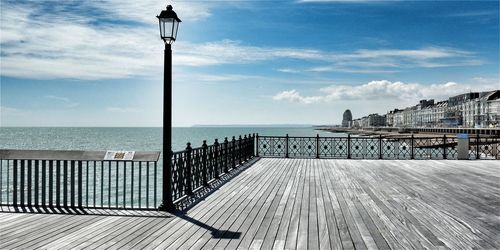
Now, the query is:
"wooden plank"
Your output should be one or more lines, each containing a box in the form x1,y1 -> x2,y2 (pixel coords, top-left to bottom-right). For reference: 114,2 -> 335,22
9,215 -> 103,249
322,160 -> 367,250
207,158 -> 300,250
259,159 -> 303,250
283,158 -> 308,250
226,158 -> 297,250
313,160 -> 331,250
316,159 -> 344,250
175,158 -> 291,249
307,159 -> 320,250
245,158 -> 300,250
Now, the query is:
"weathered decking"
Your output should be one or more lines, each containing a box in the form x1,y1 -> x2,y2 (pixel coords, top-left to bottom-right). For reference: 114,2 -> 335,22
1,158 -> 499,249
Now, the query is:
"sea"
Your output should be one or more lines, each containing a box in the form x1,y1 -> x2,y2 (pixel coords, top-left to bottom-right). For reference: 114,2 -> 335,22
0,127 -> 343,152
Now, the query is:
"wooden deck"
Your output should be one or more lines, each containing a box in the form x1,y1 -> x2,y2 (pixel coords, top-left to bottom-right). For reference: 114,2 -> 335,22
1,158 -> 499,249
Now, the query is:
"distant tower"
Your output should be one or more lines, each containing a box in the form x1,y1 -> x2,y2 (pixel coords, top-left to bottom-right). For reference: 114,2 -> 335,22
342,109 -> 352,127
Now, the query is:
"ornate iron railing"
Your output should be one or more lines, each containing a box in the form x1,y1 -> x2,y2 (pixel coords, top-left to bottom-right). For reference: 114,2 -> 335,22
256,134 -> 499,160
469,135 -> 500,159
0,150 -> 160,209
171,134 -> 256,203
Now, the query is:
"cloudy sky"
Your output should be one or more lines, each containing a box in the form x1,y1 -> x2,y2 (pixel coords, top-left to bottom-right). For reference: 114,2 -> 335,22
1,0 -> 498,126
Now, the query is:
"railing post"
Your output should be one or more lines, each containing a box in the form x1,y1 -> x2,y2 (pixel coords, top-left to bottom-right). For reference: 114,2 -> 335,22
238,135 -> 243,165
248,134 -> 252,159
316,134 -> 320,159
252,133 -> 256,157
202,140 -> 208,187
285,134 -> 289,158
185,142 -> 193,196
78,161 -> 83,208
379,135 -> 383,159
411,134 -> 415,159
232,136 -> 237,168
243,134 -> 248,162
255,133 -> 259,157
347,134 -> 351,159
214,139 -> 220,178
13,160 -> 17,206
476,133 -> 480,159
224,137 -> 230,171
443,134 -> 447,159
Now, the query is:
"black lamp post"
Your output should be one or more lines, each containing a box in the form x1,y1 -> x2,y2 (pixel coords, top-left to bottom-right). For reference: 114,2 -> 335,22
157,5 -> 181,212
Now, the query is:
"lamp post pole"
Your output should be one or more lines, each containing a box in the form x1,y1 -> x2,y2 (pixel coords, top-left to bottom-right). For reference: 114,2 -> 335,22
161,43 -> 174,212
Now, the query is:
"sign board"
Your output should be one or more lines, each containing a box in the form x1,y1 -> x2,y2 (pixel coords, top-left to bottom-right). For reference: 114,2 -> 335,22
104,151 -> 135,161
456,133 -> 469,139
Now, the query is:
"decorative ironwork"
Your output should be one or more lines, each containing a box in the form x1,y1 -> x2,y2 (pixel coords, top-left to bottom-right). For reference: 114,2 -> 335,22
469,135 -> 500,159
257,134 -> 494,160
170,134 -> 256,203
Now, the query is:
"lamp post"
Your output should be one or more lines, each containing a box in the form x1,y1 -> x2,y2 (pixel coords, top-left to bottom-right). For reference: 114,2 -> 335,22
157,5 -> 181,212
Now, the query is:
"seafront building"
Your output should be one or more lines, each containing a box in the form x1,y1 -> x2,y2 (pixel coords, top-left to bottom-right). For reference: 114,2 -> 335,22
351,90 -> 500,128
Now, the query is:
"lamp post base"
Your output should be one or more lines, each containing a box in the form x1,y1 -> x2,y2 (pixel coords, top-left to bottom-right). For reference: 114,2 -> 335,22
158,201 -> 176,212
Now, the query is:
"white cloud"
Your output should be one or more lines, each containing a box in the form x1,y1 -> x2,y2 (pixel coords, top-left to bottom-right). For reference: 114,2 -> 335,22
44,95 -> 80,108
297,0 -> 391,3
177,41 -> 480,70
272,89 -> 323,104
273,79 -> 499,104
277,68 -> 301,73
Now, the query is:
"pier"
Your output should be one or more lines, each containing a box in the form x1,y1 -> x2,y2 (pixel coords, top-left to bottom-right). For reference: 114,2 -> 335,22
1,158 -> 499,249
1,134 -> 499,249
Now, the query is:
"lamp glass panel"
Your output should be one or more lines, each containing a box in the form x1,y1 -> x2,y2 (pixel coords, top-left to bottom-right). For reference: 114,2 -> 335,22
159,18 -> 174,39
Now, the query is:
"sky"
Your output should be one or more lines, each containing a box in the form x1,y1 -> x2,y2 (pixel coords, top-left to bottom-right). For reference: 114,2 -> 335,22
0,0 -> 499,127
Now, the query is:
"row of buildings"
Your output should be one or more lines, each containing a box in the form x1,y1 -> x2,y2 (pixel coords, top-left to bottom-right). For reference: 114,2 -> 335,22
349,90 -> 500,128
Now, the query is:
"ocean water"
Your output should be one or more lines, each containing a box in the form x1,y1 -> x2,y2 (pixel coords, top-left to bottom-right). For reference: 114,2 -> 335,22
0,127 -> 342,152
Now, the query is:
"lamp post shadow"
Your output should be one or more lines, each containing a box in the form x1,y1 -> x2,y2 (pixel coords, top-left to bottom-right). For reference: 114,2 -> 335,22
174,211 -> 242,239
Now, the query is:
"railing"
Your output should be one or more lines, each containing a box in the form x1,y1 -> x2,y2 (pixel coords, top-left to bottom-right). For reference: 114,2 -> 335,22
257,134 -> 500,160
0,134 -> 256,211
469,135 -> 500,159
0,150 -> 160,209
2,132 -> 496,211
171,134 -> 256,203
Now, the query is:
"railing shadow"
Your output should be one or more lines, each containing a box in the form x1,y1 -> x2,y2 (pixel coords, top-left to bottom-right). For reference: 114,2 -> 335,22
0,205 -> 172,218
175,157 -> 260,211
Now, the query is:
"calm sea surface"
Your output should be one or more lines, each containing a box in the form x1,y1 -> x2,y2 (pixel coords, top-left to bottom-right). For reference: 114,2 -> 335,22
0,127 -> 343,152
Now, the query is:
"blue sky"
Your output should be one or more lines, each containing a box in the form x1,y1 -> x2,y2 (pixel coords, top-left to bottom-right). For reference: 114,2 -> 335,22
1,0 -> 499,126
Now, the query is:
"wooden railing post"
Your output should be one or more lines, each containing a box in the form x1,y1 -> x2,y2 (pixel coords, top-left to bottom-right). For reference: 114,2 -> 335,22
316,134 -> 320,159
214,139 -> 220,178
185,142 -> 193,195
202,140 -> 208,187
